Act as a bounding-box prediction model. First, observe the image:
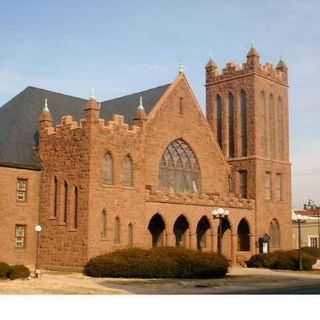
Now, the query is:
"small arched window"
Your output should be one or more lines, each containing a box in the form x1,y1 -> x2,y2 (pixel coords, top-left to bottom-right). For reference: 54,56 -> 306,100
128,223 -> 133,247
123,155 -> 134,187
101,210 -> 107,238
53,176 -> 58,218
103,153 -> 113,185
228,92 -> 235,158
159,139 -> 201,194
216,95 -> 223,149
74,186 -> 78,229
114,216 -> 120,244
240,90 -> 248,156
63,181 -> 68,223
269,218 -> 280,248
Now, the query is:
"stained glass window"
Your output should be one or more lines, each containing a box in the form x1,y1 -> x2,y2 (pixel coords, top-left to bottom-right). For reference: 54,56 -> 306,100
159,139 -> 201,193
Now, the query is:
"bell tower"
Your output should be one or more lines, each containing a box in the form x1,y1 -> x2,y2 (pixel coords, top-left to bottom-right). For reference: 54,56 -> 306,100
205,46 -> 292,251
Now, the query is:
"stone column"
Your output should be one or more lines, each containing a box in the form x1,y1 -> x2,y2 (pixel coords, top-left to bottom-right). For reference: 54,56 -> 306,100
166,232 -> 175,247
231,234 -> 238,266
250,234 -> 257,255
189,231 -> 197,250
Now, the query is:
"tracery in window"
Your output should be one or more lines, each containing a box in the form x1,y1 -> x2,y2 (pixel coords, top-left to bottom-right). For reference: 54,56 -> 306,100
159,139 -> 201,194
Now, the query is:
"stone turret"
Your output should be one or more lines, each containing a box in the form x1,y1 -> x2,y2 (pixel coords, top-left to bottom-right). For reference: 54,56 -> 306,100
276,58 -> 288,81
39,98 -> 53,130
133,96 -> 147,127
246,44 -> 260,70
205,58 -> 219,82
84,91 -> 100,123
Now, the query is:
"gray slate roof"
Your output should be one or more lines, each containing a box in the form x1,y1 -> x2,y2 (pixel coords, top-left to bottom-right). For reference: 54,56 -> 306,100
0,83 -> 170,169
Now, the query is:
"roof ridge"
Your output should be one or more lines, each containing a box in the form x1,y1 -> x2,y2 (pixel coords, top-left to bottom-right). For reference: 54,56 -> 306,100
102,83 -> 171,104
25,86 -> 88,102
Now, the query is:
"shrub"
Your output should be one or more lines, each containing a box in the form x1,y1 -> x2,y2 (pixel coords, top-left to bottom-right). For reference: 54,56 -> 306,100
8,265 -> 30,280
0,262 -> 10,279
84,247 -> 229,279
246,254 -> 267,268
301,247 -> 320,259
246,250 -> 317,271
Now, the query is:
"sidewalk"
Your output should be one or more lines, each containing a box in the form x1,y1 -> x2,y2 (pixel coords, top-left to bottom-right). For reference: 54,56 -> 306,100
229,266 -> 320,279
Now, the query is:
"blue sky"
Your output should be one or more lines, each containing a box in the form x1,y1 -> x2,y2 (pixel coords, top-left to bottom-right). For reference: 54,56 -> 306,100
0,0 -> 319,208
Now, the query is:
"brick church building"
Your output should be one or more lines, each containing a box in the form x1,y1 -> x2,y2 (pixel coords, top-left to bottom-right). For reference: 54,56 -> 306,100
0,47 -> 292,270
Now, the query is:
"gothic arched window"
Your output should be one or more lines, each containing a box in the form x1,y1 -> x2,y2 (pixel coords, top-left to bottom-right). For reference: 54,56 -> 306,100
216,95 -> 223,149
101,210 -> 107,238
269,218 -> 280,248
228,92 -> 235,158
260,91 -> 269,158
102,152 -> 113,185
269,94 -> 275,159
123,155 -> 134,187
240,90 -> 248,156
159,139 -> 201,194
277,97 -> 284,160
128,223 -> 133,247
114,216 -> 120,244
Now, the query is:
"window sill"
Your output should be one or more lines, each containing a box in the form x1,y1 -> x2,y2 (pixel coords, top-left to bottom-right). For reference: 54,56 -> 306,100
68,228 -> 78,232
102,183 -> 115,188
16,202 -> 28,206
48,216 -> 57,220
100,238 -> 108,241
122,186 -> 135,190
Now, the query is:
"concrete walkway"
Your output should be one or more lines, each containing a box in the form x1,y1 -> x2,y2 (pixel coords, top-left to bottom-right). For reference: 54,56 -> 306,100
229,266 -> 320,279
1,267 -> 320,294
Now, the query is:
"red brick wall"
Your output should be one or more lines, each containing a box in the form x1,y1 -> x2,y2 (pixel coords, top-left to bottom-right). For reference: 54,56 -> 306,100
205,54 -> 292,251
0,165 -> 40,267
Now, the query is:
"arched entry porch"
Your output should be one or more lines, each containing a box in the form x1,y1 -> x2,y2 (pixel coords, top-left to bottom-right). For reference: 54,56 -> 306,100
148,213 -> 166,247
173,215 -> 190,248
196,216 -> 211,251
237,218 -> 250,251
218,217 -> 232,260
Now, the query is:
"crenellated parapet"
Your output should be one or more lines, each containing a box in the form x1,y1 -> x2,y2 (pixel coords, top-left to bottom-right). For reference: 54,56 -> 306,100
39,103 -> 142,139
145,186 -> 255,210
206,47 -> 288,86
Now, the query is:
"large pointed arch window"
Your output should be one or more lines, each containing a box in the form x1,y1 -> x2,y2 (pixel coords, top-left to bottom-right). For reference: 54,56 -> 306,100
159,139 -> 201,194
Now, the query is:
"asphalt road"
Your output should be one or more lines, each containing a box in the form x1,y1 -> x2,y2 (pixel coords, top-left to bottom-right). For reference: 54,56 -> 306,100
100,275 -> 320,294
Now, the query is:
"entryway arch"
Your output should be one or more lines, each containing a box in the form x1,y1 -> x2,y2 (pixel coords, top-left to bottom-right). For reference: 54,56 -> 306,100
173,215 -> 190,248
237,218 -> 250,251
148,213 -> 166,247
218,217 -> 232,259
196,216 -> 211,251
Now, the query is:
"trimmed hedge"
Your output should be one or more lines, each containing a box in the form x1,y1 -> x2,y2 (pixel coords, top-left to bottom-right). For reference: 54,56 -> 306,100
246,250 -> 317,271
0,262 -> 10,279
84,247 -> 229,279
301,247 -> 320,259
8,265 -> 30,280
